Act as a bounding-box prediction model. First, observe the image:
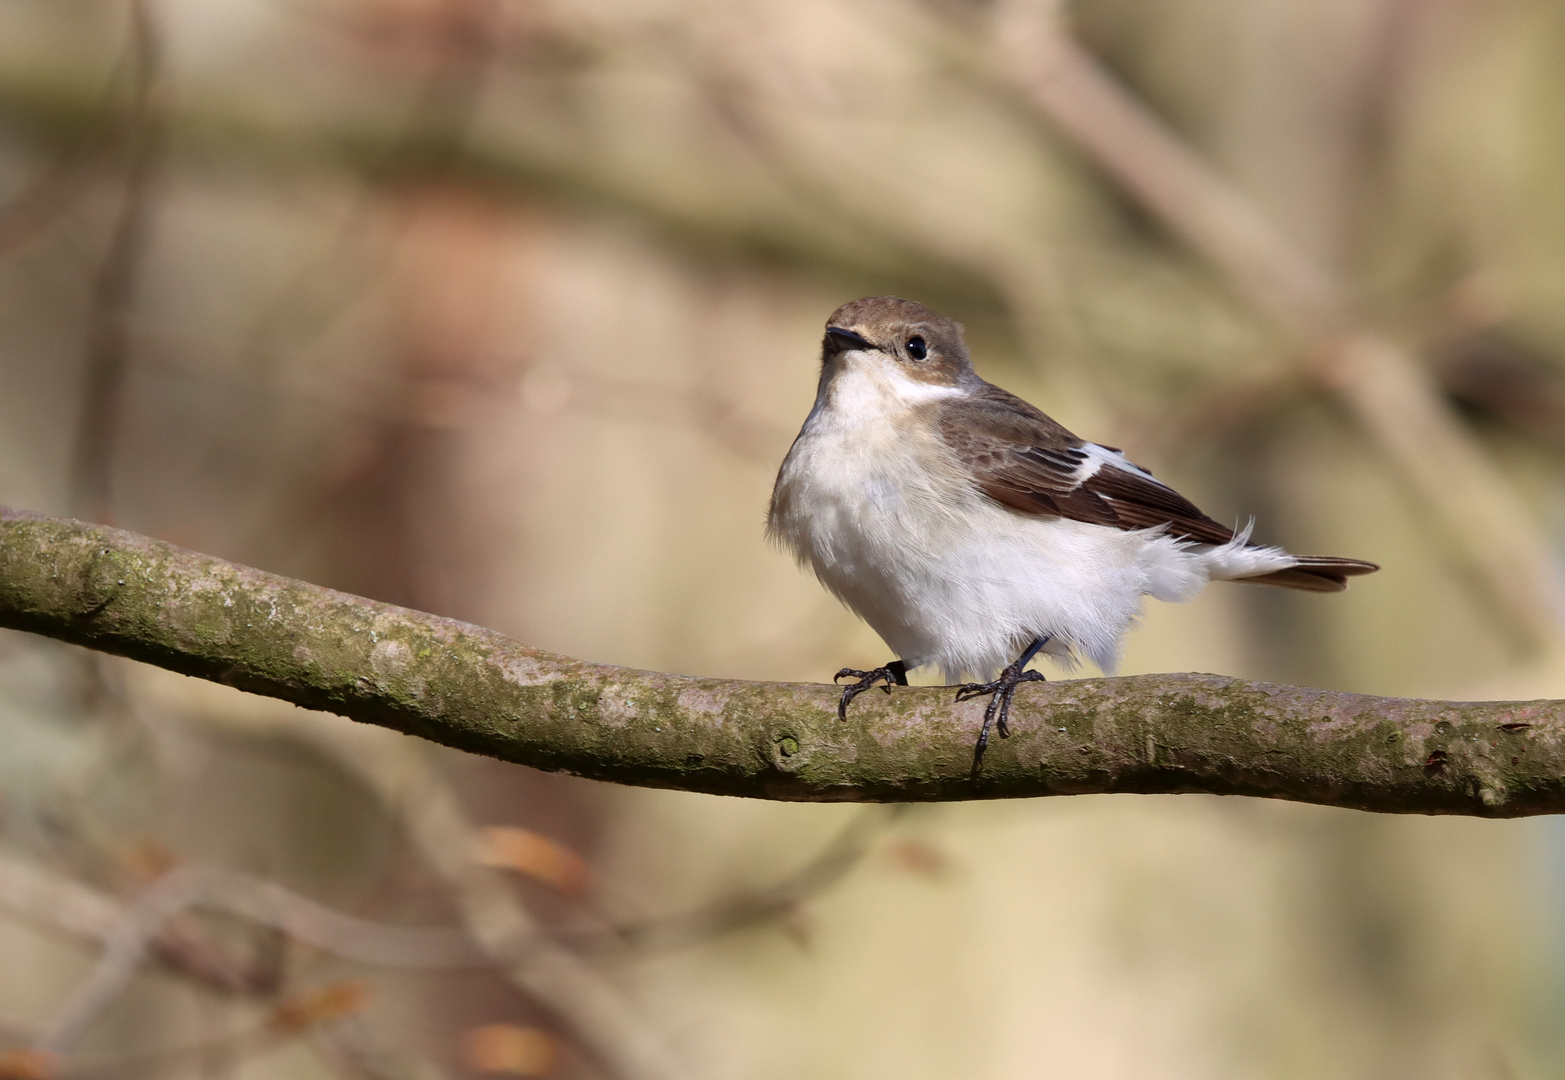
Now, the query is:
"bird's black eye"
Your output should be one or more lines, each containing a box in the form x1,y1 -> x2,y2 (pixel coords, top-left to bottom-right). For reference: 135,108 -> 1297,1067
906,336 -> 927,360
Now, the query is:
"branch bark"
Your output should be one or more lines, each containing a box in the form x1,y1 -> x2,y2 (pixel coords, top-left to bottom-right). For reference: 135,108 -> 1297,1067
2,507 -> 1563,815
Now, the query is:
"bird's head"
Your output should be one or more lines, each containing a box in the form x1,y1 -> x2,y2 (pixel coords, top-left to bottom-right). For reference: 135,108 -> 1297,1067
820,296 -> 974,390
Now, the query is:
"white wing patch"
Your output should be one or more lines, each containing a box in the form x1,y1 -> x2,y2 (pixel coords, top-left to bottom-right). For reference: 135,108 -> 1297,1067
1076,442 -> 1160,485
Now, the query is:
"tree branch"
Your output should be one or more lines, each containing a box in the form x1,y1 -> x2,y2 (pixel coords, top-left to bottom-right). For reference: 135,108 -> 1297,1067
1,506 -> 1562,814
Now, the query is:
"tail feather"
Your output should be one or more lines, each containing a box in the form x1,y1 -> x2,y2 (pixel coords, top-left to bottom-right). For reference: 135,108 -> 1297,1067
1237,555 -> 1379,593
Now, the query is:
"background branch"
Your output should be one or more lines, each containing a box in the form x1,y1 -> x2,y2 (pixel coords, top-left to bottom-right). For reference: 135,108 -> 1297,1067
2,508 -> 1563,815
32,865 -> 485,1057
1001,9 -> 1565,644
67,0 -> 164,526
269,714 -> 696,1080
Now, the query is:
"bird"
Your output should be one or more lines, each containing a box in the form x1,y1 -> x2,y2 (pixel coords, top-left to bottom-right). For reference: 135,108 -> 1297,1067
767,296 -> 1378,770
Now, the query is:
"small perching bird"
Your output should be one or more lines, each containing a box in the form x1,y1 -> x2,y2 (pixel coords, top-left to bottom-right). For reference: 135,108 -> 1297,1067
768,296 -> 1378,769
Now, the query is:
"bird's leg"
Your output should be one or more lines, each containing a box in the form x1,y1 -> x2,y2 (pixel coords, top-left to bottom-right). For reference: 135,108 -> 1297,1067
833,660 -> 908,721
956,637 -> 1051,773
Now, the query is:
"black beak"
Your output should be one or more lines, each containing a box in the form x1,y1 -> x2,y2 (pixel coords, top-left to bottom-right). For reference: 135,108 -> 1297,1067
825,327 -> 874,354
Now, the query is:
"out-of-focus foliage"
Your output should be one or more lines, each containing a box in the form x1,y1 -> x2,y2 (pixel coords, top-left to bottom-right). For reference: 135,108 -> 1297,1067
0,0 -> 1564,1077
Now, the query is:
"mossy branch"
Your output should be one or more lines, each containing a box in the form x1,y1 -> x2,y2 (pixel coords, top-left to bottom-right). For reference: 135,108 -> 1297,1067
1,506 -> 1562,814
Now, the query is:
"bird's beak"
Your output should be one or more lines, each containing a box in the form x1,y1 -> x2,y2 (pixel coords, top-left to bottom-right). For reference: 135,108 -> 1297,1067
824,327 -> 874,354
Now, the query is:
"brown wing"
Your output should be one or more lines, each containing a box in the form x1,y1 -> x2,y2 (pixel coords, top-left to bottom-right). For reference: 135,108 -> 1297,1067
938,384 -> 1236,545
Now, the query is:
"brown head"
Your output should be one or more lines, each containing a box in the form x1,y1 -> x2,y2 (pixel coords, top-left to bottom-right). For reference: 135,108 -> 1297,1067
821,296 -> 975,388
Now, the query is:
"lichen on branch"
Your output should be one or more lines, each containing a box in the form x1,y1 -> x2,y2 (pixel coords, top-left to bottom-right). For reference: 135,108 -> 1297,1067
1,506 -> 1562,814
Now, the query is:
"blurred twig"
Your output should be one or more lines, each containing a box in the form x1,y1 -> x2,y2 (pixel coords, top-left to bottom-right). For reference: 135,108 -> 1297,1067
139,692 -> 703,1079
237,0 -> 499,395
999,5 -> 1565,643
1436,332 -> 1565,451
67,0 -> 165,526
9,981 -> 376,1080
21,862 -> 484,1056
576,805 -> 903,955
1000,7 -> 1341,332
273,724 -> 693,1080
0,10 -> 148,258
313,1016 -> 455,1080
0,854 -> 125,946
0,69 -> 1001,318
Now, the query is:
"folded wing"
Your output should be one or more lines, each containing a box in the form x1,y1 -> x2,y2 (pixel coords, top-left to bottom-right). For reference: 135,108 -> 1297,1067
937,384 -> 1378,591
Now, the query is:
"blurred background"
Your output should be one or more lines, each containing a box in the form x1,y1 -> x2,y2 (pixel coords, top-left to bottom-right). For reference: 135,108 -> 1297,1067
2,0 -> 1565,1076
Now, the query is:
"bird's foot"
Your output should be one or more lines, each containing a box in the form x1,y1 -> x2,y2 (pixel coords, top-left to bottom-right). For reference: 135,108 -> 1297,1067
834,660 -> 908,721
956,659 -> 1047,774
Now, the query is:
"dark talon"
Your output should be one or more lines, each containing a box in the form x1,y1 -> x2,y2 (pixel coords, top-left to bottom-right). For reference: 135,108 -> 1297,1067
959,636 -> 1052,776
834,660 -> 908,720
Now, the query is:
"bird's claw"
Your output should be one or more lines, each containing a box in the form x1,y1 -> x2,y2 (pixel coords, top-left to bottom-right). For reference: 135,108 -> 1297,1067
834,662 -> 907,721
958,664 -> 1047,775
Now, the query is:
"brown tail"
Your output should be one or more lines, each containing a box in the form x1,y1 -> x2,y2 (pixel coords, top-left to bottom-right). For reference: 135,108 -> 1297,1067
1238,555 -> 1380,593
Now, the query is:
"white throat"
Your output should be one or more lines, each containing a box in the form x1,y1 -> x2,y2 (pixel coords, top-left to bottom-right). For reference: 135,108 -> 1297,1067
817,353 -> 965,420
